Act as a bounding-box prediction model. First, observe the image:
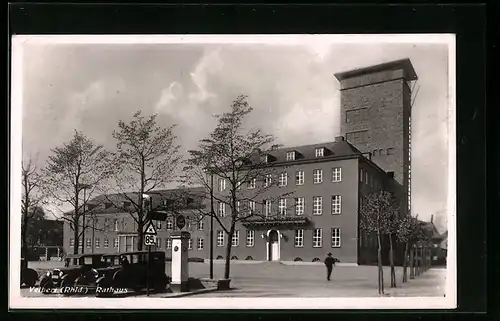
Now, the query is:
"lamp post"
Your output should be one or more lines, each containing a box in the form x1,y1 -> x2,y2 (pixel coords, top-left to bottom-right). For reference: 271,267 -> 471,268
78,184 -> 92,254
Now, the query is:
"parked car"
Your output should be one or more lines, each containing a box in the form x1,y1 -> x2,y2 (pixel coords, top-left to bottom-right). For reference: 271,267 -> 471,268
95,251 -> 170,297
39,253 -> 121,295
20,258 -> 38,287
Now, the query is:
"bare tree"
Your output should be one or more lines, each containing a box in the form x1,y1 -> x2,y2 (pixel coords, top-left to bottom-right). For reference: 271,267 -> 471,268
105,110 -> 182,251
43,130 -> 112,254
21,155 -> 46,258
182,95 -> 293,279
360,190 -> 399,294
396,215 -> 421,283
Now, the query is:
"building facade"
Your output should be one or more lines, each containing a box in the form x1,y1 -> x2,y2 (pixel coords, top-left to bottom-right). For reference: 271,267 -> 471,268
62,137 -> 402,265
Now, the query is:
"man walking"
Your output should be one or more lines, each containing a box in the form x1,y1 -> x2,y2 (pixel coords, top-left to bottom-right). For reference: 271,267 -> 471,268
324,252 -> 336,281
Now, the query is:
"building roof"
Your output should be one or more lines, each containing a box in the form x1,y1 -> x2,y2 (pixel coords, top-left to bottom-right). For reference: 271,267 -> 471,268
334,58 -> 418,82
64,187 -> 205,215
258,136 -> 367,165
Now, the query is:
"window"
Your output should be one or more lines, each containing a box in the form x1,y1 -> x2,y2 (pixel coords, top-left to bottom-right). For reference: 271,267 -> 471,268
373,150 -> 378,157
265,174 -> 272,187
198,217 -> 204,230
279,198 -> 287,216
86,238 -> 92,248
287,151 -> 296,161
331,228 -> 341,247
95,238 -> 100,249
360,169 -> 363,183
123,201 -> 131,208
294,229 -> 304,247
295,197 -> 304,216
387,148 -> 394,155
346,108 -> 369,123
313,196 -> 323,215
104,238 -> 109,248
332,195 -> 342,214
332,167 -> 342,182
236,201 -> 240,216
166,218 -> 173,230
279,172 -> 288,186
105,202 -> 112,209
261,155 -> 269,163
114,219 -> 119,232
69,238 -> 74,247
313,229 -> 323,247
248,178 -> 256,189
113,238 -> 119,248
218,202 -> 226,217
232,230 -> 240,247
379,149 -> 385,156
218,178 -> 226,191
346,130 -> 369,144
197,238 -> 204,250
187,221 -> 192,230
313,169 -> 323,184
315,148 -> 324,157
157,238 -> 162,248
104,218 -> 110,232
217,231 -> 225,247
249,201 -> 255,214
166,238 -> 172,249
365,171 -> 368,185
265,200 -> 272,217
188,238 -> 193,250
246,230 -> 255,247
296,170 -> 304,185
156,220 -> 162,230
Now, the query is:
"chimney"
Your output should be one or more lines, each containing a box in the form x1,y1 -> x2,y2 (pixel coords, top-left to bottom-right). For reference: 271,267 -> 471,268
431,215 -> 434,223
335,136 -> 345,142
387,171 -> 395,178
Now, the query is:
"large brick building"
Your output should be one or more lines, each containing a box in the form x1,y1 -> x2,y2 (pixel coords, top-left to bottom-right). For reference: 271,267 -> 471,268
62,58 -> 416,265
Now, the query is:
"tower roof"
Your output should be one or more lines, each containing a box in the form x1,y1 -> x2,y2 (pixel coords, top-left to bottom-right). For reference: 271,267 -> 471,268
334,58 -> 418,82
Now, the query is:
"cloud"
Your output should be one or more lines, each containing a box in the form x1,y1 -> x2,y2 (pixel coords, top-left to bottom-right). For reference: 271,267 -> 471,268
155,81 -> 183,112
188,49 -> 223,103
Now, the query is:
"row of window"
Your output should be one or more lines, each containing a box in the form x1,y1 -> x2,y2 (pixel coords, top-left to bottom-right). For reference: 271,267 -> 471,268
215,228 -> 342,248
372,148 -> 394,157
70,228 -> 343,250
69,238 -> 119,248
218,168 -> 342,191
359,168 -> 381,189
217,195 -> 342,217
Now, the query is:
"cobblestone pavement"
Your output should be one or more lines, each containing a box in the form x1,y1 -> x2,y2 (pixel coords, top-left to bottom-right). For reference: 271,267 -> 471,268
22,261 -> 446,298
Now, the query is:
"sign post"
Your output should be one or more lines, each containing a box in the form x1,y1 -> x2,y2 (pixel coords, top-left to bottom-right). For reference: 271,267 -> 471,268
144,222 -> 158,296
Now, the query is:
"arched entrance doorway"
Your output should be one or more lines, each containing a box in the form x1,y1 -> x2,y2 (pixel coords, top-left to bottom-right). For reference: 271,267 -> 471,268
267,230 -> 280,261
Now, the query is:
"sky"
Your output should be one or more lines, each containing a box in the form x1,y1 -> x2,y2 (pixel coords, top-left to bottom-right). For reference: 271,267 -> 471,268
17,36 -> 452,232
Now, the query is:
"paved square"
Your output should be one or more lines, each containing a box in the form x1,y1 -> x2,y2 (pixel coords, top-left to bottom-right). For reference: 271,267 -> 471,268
23,261 -> 446,298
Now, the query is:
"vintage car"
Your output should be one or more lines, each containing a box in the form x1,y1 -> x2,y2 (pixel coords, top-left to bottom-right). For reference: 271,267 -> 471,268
39,253 -> 121,295
95,251 -> 170,297
20,258 -> 38,287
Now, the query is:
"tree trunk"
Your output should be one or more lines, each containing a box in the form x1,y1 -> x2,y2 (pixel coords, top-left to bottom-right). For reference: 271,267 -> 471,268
224,225 -> 235,279
73,223 -> 80,255
388,234 -> 396,288
377,231 -> 384,294
409,245 -> 415,279
137,222 -> 144,251
402,242 -> 409,283
415,247 -> 420,276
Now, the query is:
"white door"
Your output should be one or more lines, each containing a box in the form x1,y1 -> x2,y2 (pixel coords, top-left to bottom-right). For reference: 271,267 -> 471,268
271,243 -> 279,261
